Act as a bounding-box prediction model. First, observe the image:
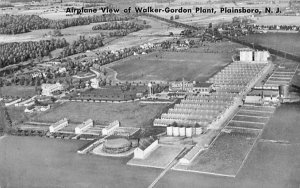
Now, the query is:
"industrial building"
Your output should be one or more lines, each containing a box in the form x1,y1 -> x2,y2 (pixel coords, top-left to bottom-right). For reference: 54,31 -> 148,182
134,137 -> 158,159
155,56 -> 272,130
75,119 -> 93,134
41,83 -> 63,96
49,118 -> 68,133
169,79 -> 213,94
102,120 -> 120,136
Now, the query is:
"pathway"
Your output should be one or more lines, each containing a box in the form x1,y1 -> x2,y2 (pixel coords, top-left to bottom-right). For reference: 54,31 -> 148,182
147,147 -> 189,188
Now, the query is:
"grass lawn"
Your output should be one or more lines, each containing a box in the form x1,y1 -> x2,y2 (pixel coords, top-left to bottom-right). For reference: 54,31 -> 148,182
6,107 -> 34,127
33,102 -> 168,127
261,102 -> 300,143
240,33 -> 300,56
110,51 -> 232,82
186,128 -> 260,176
1,86 -> 36,98
227,121 -> 264,130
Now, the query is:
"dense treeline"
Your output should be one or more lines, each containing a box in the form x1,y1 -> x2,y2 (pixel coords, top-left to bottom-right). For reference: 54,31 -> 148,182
92,21 -> 149,31
60,35 -> 104,58
0,14 -> 134,34
0,38 -> 68,68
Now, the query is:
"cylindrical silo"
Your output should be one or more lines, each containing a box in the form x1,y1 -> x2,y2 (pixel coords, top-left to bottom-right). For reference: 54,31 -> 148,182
179,126 -> 186,137
186,127 -> 192,137
167,126 -> 173,136
173,126 -> 179,137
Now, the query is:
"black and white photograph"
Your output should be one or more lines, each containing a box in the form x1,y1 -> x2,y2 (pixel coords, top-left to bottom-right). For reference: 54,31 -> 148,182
0,0 -> 300,187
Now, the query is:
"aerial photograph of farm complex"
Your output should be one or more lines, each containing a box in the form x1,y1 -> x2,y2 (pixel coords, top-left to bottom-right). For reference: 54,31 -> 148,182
1,0 -> 300,187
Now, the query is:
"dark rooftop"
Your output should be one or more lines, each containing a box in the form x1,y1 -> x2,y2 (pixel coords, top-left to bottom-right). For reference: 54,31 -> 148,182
138,137 -> 156,151
193,82 -> 213,88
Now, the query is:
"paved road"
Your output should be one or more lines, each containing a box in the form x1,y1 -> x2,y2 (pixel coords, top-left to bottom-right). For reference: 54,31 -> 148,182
148,148 -> 189,188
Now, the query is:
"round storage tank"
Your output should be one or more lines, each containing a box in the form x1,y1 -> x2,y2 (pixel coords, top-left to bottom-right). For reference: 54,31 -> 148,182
179,127 -> 186,137
279,85 -> 289,98
186,127 -> 192,137
173,126 -> 179,137
167,126 -> 173,136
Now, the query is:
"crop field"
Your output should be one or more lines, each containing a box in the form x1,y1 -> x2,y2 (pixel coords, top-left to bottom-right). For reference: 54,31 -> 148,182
110,51 -> 232,82
1,86 -> 36,98
232,115 -> 269,124
33,102 -> 168,127
184,128 -> 260,176
240,33 -> 300,56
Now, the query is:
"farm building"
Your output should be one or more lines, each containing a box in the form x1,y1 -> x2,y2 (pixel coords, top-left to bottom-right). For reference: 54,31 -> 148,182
169,79 -> 194,92
134,137 -> 158,159
169,79 -> 212,94
41,83 -> 63,96
75,119 -> 93,134
192,82 -> 213,94
5,98 -> 22,107
102,120 -> 120,136
90,78 -> 100,89
49,118 -> 68,133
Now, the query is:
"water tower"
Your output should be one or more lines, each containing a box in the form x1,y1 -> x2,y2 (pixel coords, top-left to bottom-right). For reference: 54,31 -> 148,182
148,82 -> 153,96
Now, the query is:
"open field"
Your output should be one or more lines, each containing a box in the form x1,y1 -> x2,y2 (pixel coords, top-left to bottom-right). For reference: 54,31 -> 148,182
176,128 -> 260,176
33,102 -> 168,127
76,86 -> 147,101
0,23 -> 117,44
254,16 -> 300,26
236,110 -> 273,117
110,51 -> 232,82
128,145 -> 184,169
7,107 -> 30,125
0,136 -> 161,188
2,102 -> 300,188
261,102 -> 300,143
240,33 -> 300,56
1,86 -> 36,98
157,140 -> 300,188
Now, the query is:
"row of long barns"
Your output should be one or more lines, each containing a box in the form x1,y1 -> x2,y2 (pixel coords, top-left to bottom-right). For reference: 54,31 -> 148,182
154,56 -> 272,131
